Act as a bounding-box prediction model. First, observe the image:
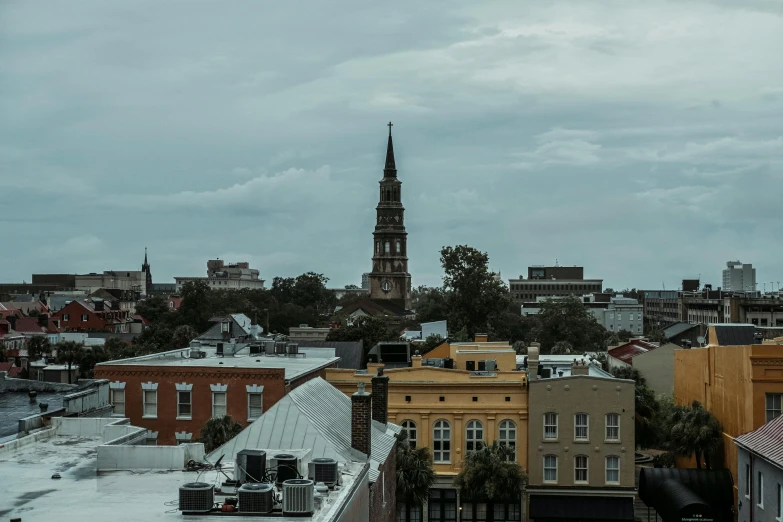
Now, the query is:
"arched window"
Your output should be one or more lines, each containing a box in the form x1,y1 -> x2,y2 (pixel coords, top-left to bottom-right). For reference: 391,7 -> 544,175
375,241 -> 380,254
401,420 -> 417,449
465,420 -> 483,454
380,187 -> 384,201
498,420 -> 516,461
432,420 -> 451,462
395,240 -> 401,254
384,241 -> 390,254
574,455 -> 588,483
543,455 -> 558,483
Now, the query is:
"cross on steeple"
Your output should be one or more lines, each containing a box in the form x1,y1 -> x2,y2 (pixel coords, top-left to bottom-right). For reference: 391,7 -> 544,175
387,121 -> 393,136
384,122 -> 396,175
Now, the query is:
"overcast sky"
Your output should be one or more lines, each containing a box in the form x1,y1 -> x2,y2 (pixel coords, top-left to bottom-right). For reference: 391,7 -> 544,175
2,1 -> 782,292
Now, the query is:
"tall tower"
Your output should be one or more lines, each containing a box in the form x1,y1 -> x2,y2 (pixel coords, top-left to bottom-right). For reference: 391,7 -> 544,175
368,123 -> 412,310
141,247 -> 152,296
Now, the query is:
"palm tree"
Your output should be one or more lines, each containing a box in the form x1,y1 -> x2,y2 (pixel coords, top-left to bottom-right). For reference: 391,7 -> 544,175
396,430 -> 435,517
55,341 -> 83,384
200,415 -> 244,453
454,441 -> 526,505
667,400 -> 722,469
27,336 -> 51,362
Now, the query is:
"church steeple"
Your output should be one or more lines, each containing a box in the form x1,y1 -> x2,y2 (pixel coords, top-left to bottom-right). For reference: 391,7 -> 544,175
384,122 -> 397,177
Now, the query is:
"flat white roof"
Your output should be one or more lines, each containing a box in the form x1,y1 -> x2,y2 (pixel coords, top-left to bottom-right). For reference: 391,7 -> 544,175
97,346 -> 340,381
0,421 -> 365,522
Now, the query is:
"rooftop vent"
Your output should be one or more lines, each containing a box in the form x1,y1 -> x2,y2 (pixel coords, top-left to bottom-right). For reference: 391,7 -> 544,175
282,479 -> 315,516
189,349 -> 206,359
178,482 -> 214,513
286,342 -> 299,356
237,483 -> 274,514
308,458 -> 339,487
275,341 -> 287,355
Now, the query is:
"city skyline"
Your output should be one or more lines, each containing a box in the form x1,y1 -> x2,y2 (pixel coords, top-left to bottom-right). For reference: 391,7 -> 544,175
2,1 -> 782,291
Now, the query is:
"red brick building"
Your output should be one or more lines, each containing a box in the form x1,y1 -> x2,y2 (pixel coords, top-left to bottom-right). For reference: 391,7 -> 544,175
50,298 -> 131,333
94,345 -> 340,445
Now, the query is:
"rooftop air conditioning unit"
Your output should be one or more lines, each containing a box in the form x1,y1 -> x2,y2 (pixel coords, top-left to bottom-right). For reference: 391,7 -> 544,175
263,340 -> 275,355
274,454 -> 299,486
282,479 -> 315,516
189,349 -> 205,359
308,458 -> 338,487
249,344 -> 261,355
286,343 -> 299,356
237,483 -> 274,514
178,482 -> 214,513
236,449 -> 267,483
275,341 -> 287,355
485,359 -> 497,372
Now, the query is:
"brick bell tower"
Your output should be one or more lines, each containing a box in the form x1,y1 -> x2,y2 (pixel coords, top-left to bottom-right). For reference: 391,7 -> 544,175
368,122 -> 412,310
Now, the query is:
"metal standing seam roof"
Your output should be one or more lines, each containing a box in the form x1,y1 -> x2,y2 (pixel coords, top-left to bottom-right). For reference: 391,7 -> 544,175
734,414 -> 783,468
211,377 -> 399,483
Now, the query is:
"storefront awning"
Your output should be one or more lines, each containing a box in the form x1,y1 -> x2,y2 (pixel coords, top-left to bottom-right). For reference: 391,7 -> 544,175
529,495 -> 635,521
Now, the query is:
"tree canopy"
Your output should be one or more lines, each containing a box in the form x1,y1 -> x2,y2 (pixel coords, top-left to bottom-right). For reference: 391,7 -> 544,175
454,441 -> 526,502
532,296 -> 608,353
325,316 -> 400,356
199,415 -> 245,453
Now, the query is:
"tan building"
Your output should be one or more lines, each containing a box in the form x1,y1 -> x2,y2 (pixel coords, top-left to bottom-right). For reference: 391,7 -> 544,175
525,345 -> 636,522
673,324 -> 783,503
326,336 -> 528,522
287,325 -> 331,342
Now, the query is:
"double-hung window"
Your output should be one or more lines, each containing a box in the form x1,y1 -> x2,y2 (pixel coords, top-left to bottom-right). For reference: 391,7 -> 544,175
605,413 -> 620,441
210,383 -> 228,418
401,420 -> 417,448
606,456 -> 620,484
544,413 -> 558,440
574,413 -> 588,441
141,382 -> 158,418
767,393 -> 782,422
543,455 -> 558,483
175,383 -> 193,420
574,455 -> 588,483
109,382 -> 126,416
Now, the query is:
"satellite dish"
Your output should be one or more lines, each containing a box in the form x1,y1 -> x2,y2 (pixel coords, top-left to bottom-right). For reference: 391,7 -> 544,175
697,336 -> 706,345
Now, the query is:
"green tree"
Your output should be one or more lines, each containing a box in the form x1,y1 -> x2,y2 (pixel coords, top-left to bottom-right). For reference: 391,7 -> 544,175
534,296 -> 607,353
550,340 -> 573,354
104,337 -> 135,359
135,295 -> 175,325
667,400 -> 722,469
199,415 -> 245,453
178,280 -> 213,332
27,336 -> 51,361
616,329 -> 634,342
419,334 -> 445,353
172,324 -> 198,348
326,316 -> 400,357
78,345 -> 113,378
412,286 -> 450,323
610,366 -> 660,448
56,341 -> 83,384
396,430 -> 435,513
440,245 -> 512,337
454,441 -> 526,504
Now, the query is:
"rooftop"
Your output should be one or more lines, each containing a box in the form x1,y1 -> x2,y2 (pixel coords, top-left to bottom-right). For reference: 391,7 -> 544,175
735,413 -> 783,469
0,417 -> 367,522
519,353 -> 615,379
96,345 -> 341,381
0,390 -> 65,441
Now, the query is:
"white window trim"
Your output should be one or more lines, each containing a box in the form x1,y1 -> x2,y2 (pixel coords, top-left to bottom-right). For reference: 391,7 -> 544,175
142,389 -> 158,419
574,455 -> 589,484
247,385 -> 264,421
175,432 -> 193,444
543,455 -> 558,484
605,456 -> 620,485
776,482 -> 782,521
465,420 -> 484,455
401,420 -> 417,448
141,382 -> 159,391
544,412 -> 558,440
745,463 -> 751,499
574,413 -> 589,442
177,390 -> 193,420
212,391 -> 227,418
175,382 -> 193,392
432,419 -> 452,464
110,386 -> 126,417
759,471 -> 765,509
498,420 -> 517,462
605,413 -> 620,442
210,383 -> 228,393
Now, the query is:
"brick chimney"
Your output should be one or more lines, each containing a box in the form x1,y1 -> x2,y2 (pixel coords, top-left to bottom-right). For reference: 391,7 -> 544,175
371,367 -> 389,424
351,382 -> 372,457
571,358 -> 590,376
527,343 -> 540,381
475,333 -> 488,343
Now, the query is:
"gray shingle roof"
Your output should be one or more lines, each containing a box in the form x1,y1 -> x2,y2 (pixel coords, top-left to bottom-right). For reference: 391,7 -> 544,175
297,341 -> 363,369
211,377 -> 398,483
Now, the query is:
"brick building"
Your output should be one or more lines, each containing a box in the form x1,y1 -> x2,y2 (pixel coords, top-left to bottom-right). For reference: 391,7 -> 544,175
50,298 -> 132,333
94,344 -> 340,445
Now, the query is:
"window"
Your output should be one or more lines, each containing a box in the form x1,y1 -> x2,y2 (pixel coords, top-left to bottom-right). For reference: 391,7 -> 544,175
433,420 -> 451,463
606,456 -> 620,484
574,455 -> 588,483
759,471 -> 765,508
177,391 -> 192,419
767,393 -> 782,422
396,240 -> 401,254
745,463 -> 751,498
401,420 -> 417,448
778,483 -> 782,519
428,489 -> 457,522
81,314 -> 88,322
375,242 -> 380,253
143,390 -> 157,418
111,389 -> 125,415
248,393 -> 263,420
574,413 -> 588,440
498,420 -> 516,462
544,413 -> 558,440
384,241 -> 390,254
606,413 -> 620,441
212,391 -> 226,418
63,314 -> 69,321
465,420 -> 484,454
543,455 -> 557,483
397,503 -> 422,522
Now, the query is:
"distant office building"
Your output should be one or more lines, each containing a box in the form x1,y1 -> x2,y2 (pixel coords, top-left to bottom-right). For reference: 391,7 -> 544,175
362,272 -> 370,290
508,265 -> 602,304
521,294 -> 642,334
723,261 -> 756,292
173,259 -> 264,291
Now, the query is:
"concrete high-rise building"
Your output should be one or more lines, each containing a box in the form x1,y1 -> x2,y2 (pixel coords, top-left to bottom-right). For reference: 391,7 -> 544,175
722,261 -> 756,292
508,265 -> 602,305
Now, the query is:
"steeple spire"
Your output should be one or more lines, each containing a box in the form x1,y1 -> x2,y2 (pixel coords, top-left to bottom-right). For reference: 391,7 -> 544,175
144,247 -> 148,265
384,122 -> 397,177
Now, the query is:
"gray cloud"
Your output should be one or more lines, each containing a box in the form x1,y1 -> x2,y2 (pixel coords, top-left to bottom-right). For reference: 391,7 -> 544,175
1,0 -> 782,290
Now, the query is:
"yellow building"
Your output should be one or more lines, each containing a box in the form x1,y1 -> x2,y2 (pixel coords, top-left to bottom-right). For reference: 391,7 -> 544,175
326,336 -> 528,522
673,324 -> 783,503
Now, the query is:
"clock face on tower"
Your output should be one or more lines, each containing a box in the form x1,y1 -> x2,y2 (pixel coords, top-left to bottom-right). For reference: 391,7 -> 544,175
381,279 -> 392,293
